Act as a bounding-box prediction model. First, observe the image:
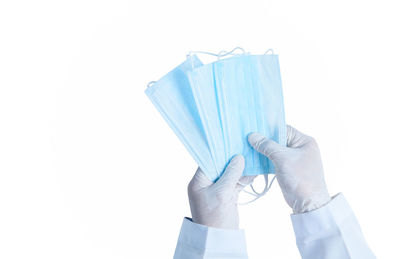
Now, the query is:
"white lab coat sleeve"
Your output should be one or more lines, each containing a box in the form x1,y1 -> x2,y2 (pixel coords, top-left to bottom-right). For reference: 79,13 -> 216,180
173,217 -> 248,259
291,193 -> 376,259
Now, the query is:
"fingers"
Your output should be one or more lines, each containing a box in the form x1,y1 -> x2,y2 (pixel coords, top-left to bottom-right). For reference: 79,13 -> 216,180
248,126 -> 313,153
216,155 -> 245,190
286,125 -> 314,148
248,132 -> 286,160
188,167 -> 213,192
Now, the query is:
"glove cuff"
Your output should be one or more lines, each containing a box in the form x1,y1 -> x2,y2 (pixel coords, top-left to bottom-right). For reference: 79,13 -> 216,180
292,190 -> 332,214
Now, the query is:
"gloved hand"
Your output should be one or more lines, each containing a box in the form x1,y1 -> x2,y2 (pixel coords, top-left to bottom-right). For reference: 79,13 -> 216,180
188,155 -> 255,229
248,125 -> 331,214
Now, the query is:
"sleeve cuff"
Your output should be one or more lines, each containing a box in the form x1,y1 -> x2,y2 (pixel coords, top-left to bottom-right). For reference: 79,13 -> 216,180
174,217 -> 248,258
290,193 -> 354,239
290,193 -> 376,259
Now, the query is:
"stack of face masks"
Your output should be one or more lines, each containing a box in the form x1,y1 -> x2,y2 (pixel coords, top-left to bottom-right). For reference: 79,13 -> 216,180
145,47 -> 286,184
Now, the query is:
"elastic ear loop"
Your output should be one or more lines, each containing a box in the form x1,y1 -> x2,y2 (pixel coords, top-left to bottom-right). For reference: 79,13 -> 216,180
186,47 -> 247,69
237,174 -> 276,205
264,49 -> 274,55
147,81 -> 157,87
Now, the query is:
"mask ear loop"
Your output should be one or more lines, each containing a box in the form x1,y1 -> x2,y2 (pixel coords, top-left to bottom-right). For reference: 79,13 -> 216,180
238,174 -> 276,205
186,47 -> 247,69
241,176 -> 267,197
264,48 -> 274,55
216,47 -> 246,60
147,81 -> 157,87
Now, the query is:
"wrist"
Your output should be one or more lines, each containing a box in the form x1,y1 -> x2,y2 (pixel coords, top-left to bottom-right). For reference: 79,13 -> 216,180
292,190 -> 331,214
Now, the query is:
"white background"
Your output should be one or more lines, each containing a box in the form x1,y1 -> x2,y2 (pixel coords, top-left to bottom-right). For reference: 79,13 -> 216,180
0,0 -> 399,258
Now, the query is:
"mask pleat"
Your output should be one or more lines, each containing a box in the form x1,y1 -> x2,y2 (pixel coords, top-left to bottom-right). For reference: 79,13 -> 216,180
146,52 -> 286,182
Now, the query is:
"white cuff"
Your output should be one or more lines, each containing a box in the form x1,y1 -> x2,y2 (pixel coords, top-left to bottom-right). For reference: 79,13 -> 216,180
290,193 -> 376,259
174,218 -> 248,259
291,193 -> 353,239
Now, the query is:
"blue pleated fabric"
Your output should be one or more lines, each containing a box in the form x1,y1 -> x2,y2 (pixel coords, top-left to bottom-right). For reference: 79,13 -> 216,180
187,54 -> 286,178
145,56 -> 219,180
146,53 -> 286,181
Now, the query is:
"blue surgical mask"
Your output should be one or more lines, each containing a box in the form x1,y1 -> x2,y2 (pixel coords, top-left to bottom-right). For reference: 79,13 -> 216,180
145,48 -> 286,185
186,51 -> 286,179
145,55 -> 219,181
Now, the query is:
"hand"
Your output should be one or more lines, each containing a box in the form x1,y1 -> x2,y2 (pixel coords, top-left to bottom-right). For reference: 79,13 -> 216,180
248,125 -> 331,214
188,155 -> 255,229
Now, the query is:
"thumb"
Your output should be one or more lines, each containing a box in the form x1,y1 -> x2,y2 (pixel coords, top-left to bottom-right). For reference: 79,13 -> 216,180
248,132 -> 286,161
215,155 -> 245,190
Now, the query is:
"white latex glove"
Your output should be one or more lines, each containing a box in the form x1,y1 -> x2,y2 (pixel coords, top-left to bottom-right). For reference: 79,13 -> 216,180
248,125 -> 331,214
188,155 -> 255,229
